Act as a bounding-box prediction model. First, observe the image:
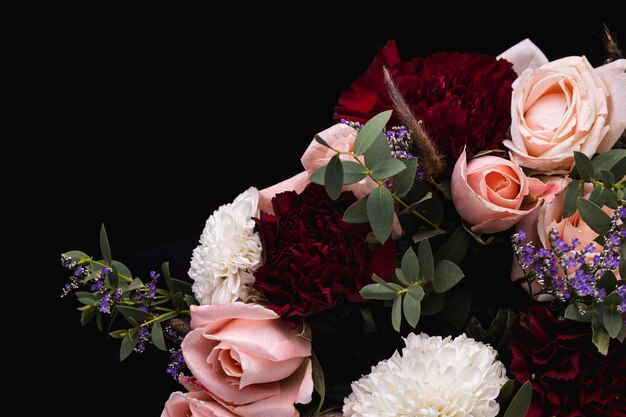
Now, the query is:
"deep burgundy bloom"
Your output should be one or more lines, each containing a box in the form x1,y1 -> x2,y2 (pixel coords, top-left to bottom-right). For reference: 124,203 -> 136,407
252,184 -> 396,327
510,307 -> 626,417
335,40 -> 517,162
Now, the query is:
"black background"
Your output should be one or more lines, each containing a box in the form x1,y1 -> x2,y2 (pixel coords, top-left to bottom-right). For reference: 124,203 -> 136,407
46,11 -> 622,416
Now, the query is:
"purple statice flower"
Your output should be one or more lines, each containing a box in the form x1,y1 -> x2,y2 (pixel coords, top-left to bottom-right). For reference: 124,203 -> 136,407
536,248 -> 551,258
618,206 -> 626,219
74,266 -> 85,277
584,243 -> 596,254
166,349 -> 186,379
564,256 -> 577,269
61,255 -> 74,269
113,288 -> 123,300
594,288 -> 607,301
514,230 -> 526,244
385,126 -> 415,161
570,269 -> 596,297
519,243 -> 535,268
604,255 -> 620,269
99,294 -> 112,314
135,326 -> 151,353
90,280 -> 104,292
617,285 -> 626,314
340,119 -> 363,131
101,267 -> 112,275
607,232 -> 621,248
570,238 -> 580,250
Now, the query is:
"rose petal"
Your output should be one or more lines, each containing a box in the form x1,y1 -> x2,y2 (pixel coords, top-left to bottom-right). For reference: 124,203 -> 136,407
190,303 -> 279,331
258,171 -> 309,215
497,38 -> 549,75
300,123 -> 357,173
595,59 -> 626,153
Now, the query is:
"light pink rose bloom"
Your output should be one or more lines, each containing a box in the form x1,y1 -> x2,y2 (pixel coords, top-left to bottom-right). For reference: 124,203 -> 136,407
451,148 -> 560,233
502,51 -> 626,171
161,391 -> 237,417
181,302 -> 313,417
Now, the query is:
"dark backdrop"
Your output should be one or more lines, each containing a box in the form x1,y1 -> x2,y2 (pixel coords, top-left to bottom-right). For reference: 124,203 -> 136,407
47,12 -> 622,416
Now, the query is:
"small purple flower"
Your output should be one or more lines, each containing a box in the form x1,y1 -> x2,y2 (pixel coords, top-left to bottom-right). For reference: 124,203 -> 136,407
584,243 -> 596,254
74,266 -> 85,277
99,294 -> 112,314
515,230 -> 527,244
101,267 -> 112,275
166,349 -> 186,379
618,206 -> 626,219
607,233 -> 621,248
113,288 -> 123,300
150,271 -> 161,281
536,248 -> 551,258
90,280 -> 104,292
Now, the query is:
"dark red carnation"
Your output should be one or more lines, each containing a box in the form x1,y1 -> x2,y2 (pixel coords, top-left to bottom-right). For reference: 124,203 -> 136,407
335,40 -> 517,162
252,183 -> 396,327
511,307 -> 626,417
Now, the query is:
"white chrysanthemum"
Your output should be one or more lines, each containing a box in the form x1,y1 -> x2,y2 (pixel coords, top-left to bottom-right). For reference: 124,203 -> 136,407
343,333 -> 507,417
188,187 -> 262,305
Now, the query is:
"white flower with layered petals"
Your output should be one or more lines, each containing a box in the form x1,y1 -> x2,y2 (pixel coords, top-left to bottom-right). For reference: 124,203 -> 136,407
188,187 -> 262,305
343,333 -> 507,417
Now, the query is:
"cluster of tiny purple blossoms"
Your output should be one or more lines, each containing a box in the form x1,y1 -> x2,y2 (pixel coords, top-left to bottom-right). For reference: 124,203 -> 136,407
512,205 -> 626,315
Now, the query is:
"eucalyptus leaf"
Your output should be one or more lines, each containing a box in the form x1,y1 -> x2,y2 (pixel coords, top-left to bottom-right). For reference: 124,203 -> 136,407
435,226 -> 469,264
401,247 -> 420,283
591,148 -> 626,172
342,161 -> 368,185
99,224 -> 112,265
172,292 -> 185,310
600,187 -> 619,209
595,169 -> 615,187
126,278 -> 145,292
81,306 -> 96,325
343,196 -> 369,224
353,110 -> 392,156
403,291 -> 421,328
171,278 -> 194,296
433,260 -> 464,293
564,303 -> 591,322
563,180 -> 584,218
597,271 -> 617,294
573,151 -> 594,182
77,297 -> 98,306
418,239 -> 434,281
120,333 -> 137,361
503,381 -> 532,417
111,261 -> 132,280
603,309 -> 623,338
185,294 -> 198,307
391,295 -> 402,332
592,317 -> 610,355
496,379 -> 515,405
310,165 -> 326,185
311,351 -> 326,417
370,158 -> 406,180
412,227 -> 446,243
324,155 -> 344,200
577,198 -> 611,235
610,157 -> 626,182
314,134 -> 333,149
604,291 -> 623,308
64,250 -> 90,263
116,306 -> 154,322
393,158 -> 418,198
395,268 -> 409,286
161,262 -> 175,293
367,186 -> 394,243
364,132 -> 393,167
360,283 -> 397,300
371,274 -> 403,292
399,192 -> 432,215
109,329 -> 128,339
151,322 -> 167,351
588,186 -> 605,207
107,268 -> 119,288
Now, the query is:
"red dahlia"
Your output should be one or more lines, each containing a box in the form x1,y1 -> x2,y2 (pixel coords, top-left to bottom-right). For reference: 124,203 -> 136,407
511,307 -> 626,417
252,184 -> 395,327
335,40 -> 517,162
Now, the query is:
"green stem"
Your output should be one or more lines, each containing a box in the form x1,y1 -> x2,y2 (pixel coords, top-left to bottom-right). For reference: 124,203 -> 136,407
140,311 -> 182,328
90,260 -> 133,283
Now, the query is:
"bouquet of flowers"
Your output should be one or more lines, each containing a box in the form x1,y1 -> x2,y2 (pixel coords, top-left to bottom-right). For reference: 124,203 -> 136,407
60,31 -> 626,417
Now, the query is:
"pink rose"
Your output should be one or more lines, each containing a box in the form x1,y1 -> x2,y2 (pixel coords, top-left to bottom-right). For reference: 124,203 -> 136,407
181,302 -> 313,417
161,391 -> 237,417
503,54 -> 626,171
451,148 -> 560,233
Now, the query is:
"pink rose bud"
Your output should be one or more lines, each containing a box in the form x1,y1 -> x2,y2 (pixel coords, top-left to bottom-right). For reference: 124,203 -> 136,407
451,148 -> 560,234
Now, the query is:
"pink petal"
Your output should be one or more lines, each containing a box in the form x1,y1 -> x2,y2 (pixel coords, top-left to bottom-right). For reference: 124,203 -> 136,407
595,59 -> 626,153
161,392 -> 191,417
497,38 -> 549,75
190,303 -> 279,331
300,124 -> 357,173
258,171 -> 309,215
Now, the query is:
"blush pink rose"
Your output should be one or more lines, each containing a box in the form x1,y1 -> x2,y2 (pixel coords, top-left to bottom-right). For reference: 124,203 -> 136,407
181,302 -> 313,417
503,55 -> 626,171
451,148 -> 560,233
161,391 -> 237,417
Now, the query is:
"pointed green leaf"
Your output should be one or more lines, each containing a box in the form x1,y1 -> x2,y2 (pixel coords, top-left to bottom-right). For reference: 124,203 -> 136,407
433,260 -> 464,293
370,158 -> 406,180
435,226 -> 469,264
314,134 -> 333,149
364,132 -> 393,167
563,180 -> 584,218
604,291 -> 623,308
603,308 -> 623,338
171,278 -> 194,296
172,292 -> 185,310
412,227 -> 446,243
391,295 -> 402,332
596,169 -> 615,187
80,306 -> 96,325
401,247 -> 420,283
393,158 -> 418,198
99,224 -> 112,265
577,198 -> 611,235
107,267 -> 119,288
353,110 -> 392,156
367,186 -> 394,243
116,306 -> 154,322
503,381 -> 532,417
597,271 -> 618,294
185,294 -> 198,307
161,262 -> 175,293
496,379 -> 515,405
418,240 -> 434,281
120,333 -> 137,361
403,291 -> 421,328
342,161 -> 368,185
310,351 -> 325,417
589,185 -> 606,207
324,155 -> 344,200
343,196 -> 369,224
591,148 -> 626,172
564,303 -> 591,322
371,274 -> 403,292
360,283 -> 397,300
399,192 -> 432,215
310,165 -> 326,185
151,322 -> 167,351
126,278 -> 145,292
109,329 -> 128,339
610,157 -> 626,182
64,250 -> 90,264
573,151 -> 594,182
592,317 -> 610,355
395,268 -> 409,286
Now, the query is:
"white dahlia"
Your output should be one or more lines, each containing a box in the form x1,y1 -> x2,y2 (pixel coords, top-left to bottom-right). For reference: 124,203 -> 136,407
343,333 -> 507,417
188,187 -> 262,305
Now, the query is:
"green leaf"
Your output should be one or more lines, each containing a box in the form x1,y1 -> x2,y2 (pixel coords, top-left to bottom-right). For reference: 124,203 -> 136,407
314,134 -> 333,149
367,186 -> 394,243
342,161 -> 368,185
310,165 -> 326,185
596,169 -> 615,187
421,293 -> 445,316
370,158 -> 406,180
403,291 -> 421,328
401,247 -> 420,283
99,224 -> 112,265
393,158 -> 418,198
120,333 -> 137,361
563,180 -> 584,218
151,322 -> 167,351
577,198 -> 611,235
324,155 -> 344,200
360,307 -> 378,334
161,262 -> 175,293
573,151 -> 594,182
503,381 -> 532,417
603,308 -> 623,338
564,303 -> 591,322
407,284 -> 425,300
418,239 -> 434,281
443,287 -> 472,329
310,351 -> 326,417
171,278 -> 194,296
395,268 -> 409,286
107,267 -> 119,288
111,261 -> 132,280
343,196 -> 369,224
621,257 -> 626,280
399,192 -> 432,215
109,329 -> 128,339
185,294 -> 198,307
126,278 -> 145,292
78,297 -> 98,306
592,317 -> 610,355
610,156 -> 626,182
80,306 -> 96,325
600,187 -> 619,209
116,306 -> 154,323
589,185 -> 606,207
496,379 -> 515,406
364,132 -> 393,167
64,250 -> 90,263
360,283 -> 397,300
371,274 -> 404,292
353,110 -> 392,156
435,226 -> 469,264
604,291 -> 623,308
597,271 -> 618,294
412,227 -> 446,243
391,295 -> 402,332
433,260 -> 464,293
591,148 -> 626,172
172,292 -> 185,310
